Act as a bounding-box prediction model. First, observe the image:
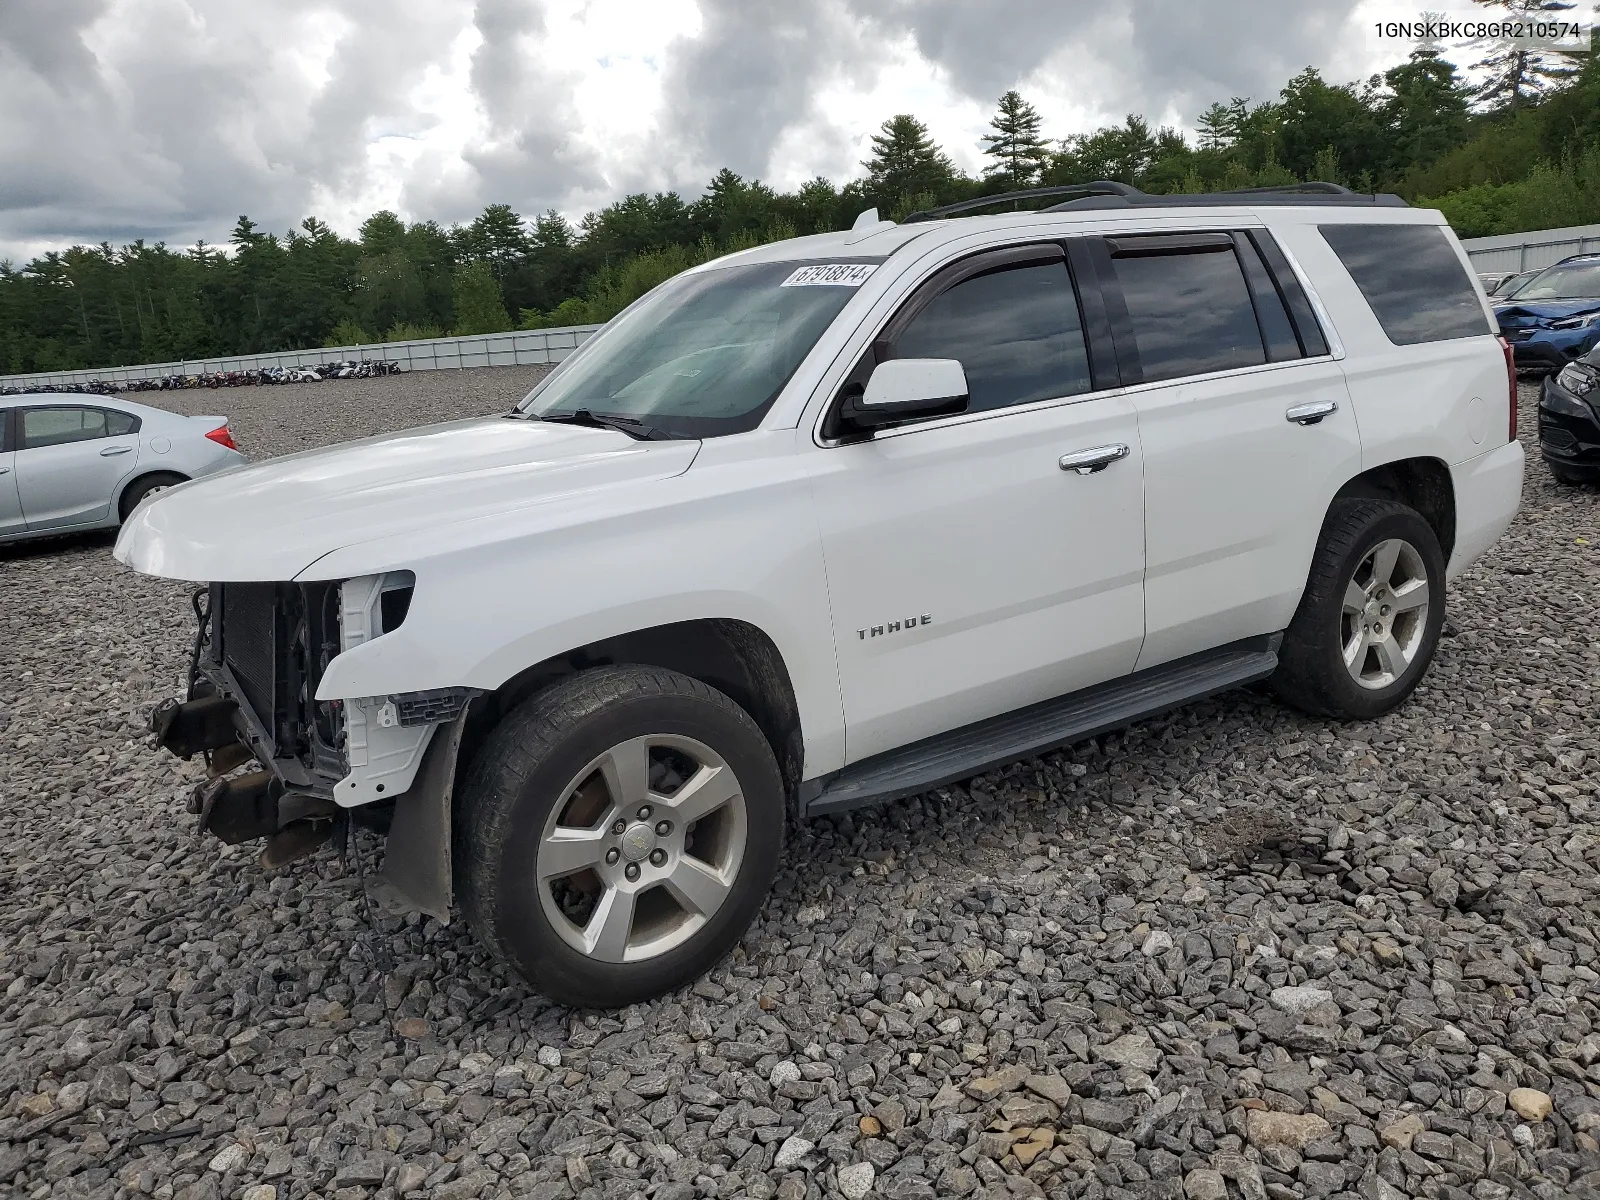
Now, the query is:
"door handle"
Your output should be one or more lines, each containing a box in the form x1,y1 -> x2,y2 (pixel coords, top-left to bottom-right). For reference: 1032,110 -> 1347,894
0,466 -> 8,475
100,445 -> 133,456
1059,443 -> 1131,475
1286,400 -> 1338,425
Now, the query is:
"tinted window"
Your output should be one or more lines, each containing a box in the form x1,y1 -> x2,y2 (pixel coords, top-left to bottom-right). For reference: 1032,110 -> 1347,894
1111,245 -> 1265,382
22,407 -> 109,449
106,409 -> 137,436
1235,236 -> 1300,362
892,261 -> 1091,413
1320,223 -> 1491,344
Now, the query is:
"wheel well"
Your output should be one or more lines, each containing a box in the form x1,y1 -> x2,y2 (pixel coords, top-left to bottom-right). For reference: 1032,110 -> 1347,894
117,470 -> 189,519
471,619 -> 805,802
1333,457 -> 1456,561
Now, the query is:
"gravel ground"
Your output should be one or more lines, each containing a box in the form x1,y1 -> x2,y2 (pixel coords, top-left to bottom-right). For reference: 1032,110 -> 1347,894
1,374 -> 1597,1200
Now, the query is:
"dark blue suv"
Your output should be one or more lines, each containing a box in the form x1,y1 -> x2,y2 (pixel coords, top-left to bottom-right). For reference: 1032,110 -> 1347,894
1494,254 -> 1600,372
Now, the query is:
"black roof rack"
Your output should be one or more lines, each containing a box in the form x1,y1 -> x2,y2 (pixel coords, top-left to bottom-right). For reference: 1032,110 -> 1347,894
901,180 -> 1407,223
902,183 -> 1142,223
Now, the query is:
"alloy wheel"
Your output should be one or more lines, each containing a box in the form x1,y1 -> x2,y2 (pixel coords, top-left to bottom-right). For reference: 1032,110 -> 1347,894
1340,537 -> 1431,690
536,734 -> 748,963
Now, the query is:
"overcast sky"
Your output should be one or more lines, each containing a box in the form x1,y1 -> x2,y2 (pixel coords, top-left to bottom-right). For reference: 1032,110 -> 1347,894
0,0 -> 1538,261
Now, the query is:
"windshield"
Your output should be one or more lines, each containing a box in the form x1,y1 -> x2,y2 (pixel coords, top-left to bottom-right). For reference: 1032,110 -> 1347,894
517,258 -> 883,437
1508,261 -> 1600,301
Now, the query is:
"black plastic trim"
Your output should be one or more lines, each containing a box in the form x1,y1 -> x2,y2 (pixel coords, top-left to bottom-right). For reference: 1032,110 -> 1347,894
1233,233 -> 1303,363
803,634 -> 1282,817
1064,239 -> 1119,392
1086,238 -> 1143,387
1249,230 -> 1330,357
1105,233 -> 1236,257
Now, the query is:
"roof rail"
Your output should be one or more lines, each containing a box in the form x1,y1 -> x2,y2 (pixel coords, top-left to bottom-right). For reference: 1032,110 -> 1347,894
1211,181 -> 1357,196
900,180 -> 1406,222
902,182 -> 1142,223
1044,180 -> 1407,211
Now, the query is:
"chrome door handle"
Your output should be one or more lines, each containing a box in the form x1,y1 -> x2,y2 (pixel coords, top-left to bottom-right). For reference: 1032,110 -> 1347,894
0,466 -> 8,475
1286,400 -> 1338,425
100,445 -> 133,456
1059,444 -> 1131,475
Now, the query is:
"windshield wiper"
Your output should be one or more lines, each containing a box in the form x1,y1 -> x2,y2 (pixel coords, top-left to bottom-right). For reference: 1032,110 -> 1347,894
536,409 -> 678,441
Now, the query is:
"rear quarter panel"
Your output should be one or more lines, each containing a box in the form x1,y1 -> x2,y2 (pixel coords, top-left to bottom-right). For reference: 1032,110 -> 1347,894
1270,214 -> 1508,471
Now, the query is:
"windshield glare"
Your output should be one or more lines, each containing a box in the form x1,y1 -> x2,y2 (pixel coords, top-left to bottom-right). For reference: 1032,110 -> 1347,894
1510,261 -> 1600,301
518,259 -> 883,437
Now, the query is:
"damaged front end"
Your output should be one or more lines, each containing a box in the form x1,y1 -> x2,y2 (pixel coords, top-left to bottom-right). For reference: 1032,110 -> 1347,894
148,574 -> 473,921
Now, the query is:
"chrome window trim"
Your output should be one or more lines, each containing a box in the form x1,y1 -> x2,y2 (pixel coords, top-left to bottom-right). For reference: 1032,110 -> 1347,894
806,221 -> 1348,449
815,353 -> 1340,447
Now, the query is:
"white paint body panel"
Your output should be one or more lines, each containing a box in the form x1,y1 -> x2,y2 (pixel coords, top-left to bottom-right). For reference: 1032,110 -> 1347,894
808,394 -> 1145,762
1133,358 -> 1361,671
114,202 -> 1524,800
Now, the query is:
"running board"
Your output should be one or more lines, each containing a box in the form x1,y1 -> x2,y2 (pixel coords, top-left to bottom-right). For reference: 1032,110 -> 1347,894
802,634 -> 1281,818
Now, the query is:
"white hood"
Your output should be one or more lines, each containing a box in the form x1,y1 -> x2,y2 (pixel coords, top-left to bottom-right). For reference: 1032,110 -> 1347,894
114,416 -> 700,582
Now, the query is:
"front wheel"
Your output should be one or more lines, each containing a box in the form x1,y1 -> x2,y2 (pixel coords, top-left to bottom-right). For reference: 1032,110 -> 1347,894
458,666 -> 784,1008
1272,499 -> 1446,721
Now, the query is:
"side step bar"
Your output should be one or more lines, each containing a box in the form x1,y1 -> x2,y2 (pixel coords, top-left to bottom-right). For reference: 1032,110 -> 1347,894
802,634 -> 1281,818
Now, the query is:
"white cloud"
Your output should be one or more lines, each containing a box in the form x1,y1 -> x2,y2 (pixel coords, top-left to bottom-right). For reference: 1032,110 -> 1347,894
0,0 -> 1473,261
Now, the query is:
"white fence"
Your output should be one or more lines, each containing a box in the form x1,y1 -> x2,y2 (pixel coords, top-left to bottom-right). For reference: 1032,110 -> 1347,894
0,324 -> 603,390
1461,224 -> 1600,275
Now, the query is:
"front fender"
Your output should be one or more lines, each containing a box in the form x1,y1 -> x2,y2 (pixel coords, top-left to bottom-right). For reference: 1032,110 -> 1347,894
309,453 -> 847,777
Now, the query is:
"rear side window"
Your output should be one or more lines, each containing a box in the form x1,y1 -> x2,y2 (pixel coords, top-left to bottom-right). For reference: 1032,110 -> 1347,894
892,260 -> 1091,412
1107,237 -> 1265,383
1319,223 -> 1491,345
105,409 -> 137,436
22,407 -> 110,449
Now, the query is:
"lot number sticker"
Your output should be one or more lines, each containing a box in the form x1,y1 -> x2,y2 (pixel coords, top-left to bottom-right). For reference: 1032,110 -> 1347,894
780,263 -> 877,287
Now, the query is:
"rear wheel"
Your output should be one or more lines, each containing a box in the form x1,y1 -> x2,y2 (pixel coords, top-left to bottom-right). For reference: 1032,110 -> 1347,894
1272,499 -> 1446,720
119,472 -> 187,520
458,665 -> 784,1008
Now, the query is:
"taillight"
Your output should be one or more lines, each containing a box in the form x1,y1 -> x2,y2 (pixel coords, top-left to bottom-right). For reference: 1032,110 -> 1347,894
205,424 -> 238,451
1499,336 -> 1518,442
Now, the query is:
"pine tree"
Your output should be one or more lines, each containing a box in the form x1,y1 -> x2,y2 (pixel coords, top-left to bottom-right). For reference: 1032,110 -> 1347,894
1470,0 -> 1581,108
863,115 -> 954,207
981,90 -> 1052,188
1196,98 -> 1249,149
451,261 -> 512,335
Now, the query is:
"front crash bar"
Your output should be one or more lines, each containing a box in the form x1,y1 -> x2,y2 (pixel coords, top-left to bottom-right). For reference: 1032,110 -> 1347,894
150,694 -> 239,760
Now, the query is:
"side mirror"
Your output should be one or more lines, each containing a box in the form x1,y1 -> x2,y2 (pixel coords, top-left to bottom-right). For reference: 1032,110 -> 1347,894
836,358 -> 969,438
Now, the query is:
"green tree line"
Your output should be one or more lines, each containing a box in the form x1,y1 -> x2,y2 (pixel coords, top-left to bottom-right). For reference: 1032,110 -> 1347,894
5,36 -> 1600,375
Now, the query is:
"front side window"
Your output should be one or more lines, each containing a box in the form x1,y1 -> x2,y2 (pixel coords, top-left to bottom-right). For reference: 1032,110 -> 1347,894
1319,223 -> 1491,345
1109,240 -> 1266,383
22,407 -> 110,449
517,258 -> 883,438
891,260 -> 1091,413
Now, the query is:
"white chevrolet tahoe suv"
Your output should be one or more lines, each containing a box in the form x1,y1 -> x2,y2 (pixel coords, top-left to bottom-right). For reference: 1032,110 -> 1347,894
117,182 -> 1524,1007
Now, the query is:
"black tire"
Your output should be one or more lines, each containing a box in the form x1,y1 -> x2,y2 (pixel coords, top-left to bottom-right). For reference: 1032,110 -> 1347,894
1271,498 -> 1446,721
458,665 -> 784,1008
119,472 -> 187,521
1547,460 -> 1599,486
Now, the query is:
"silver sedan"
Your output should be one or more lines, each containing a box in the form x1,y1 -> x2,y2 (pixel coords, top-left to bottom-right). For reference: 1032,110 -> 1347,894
0,395 -> 246,545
